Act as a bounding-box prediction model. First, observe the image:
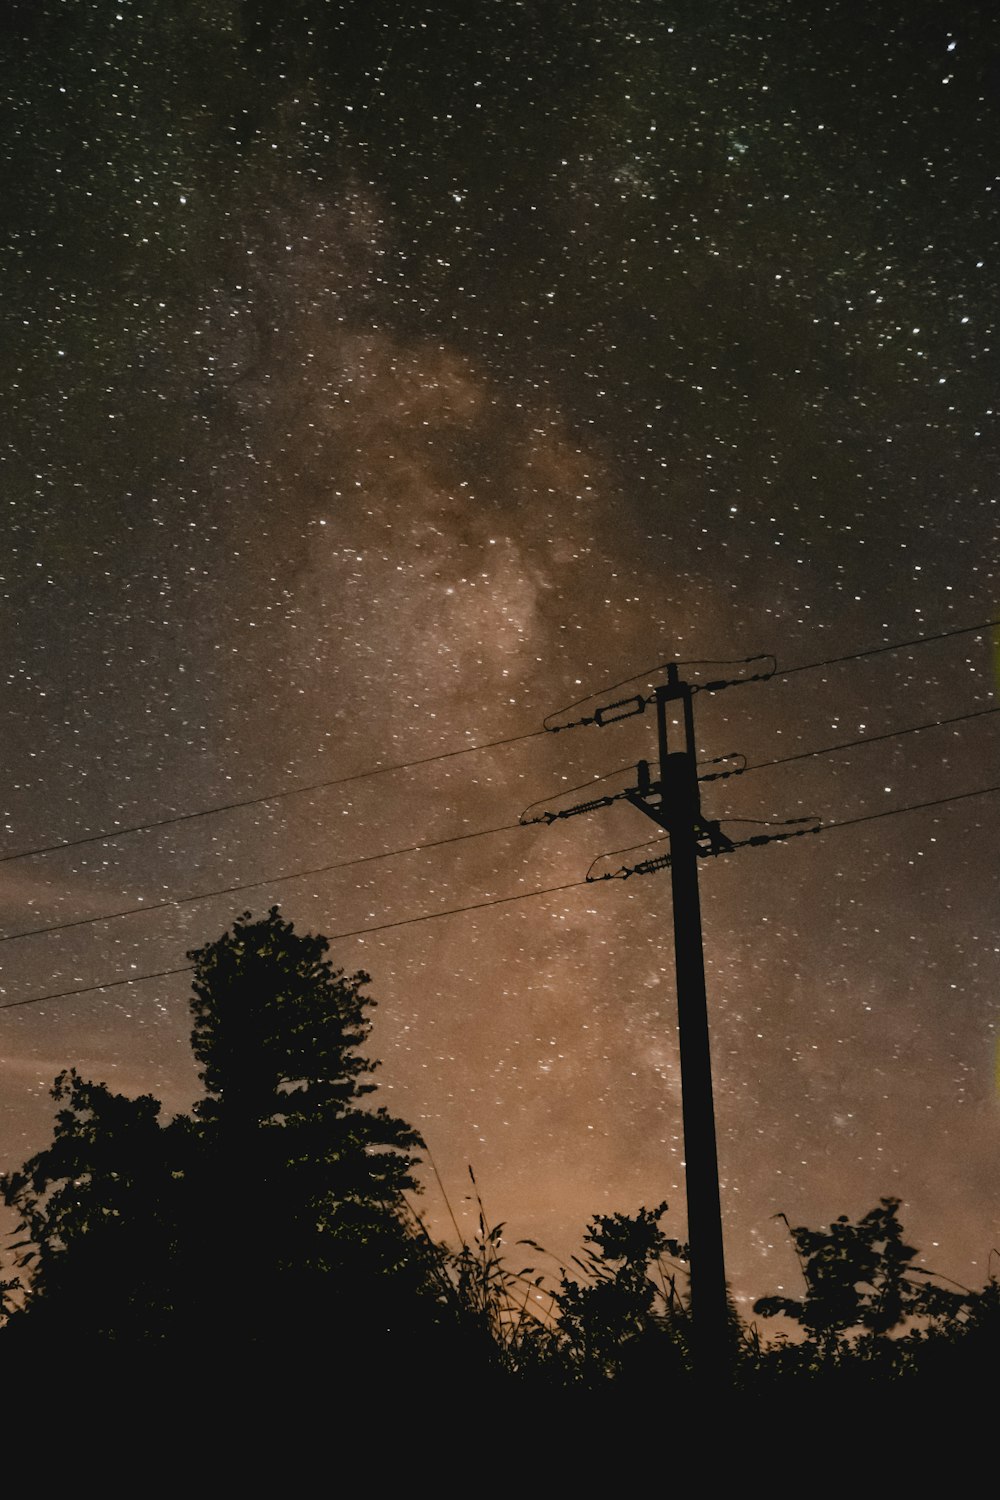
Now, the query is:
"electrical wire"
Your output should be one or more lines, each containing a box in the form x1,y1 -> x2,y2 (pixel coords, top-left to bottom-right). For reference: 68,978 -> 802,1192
545,614 -> 998,729
520,753 -> 746,822
2,617 -> 995,868
3,700 -> 997,950
4,780 -> 999,1014
0,878 -> 593,1013
0,964 -> 194,1013
518,764 -> 636,825
812,782 -> 1000,836
0,725 -> 547,869
0,819 -> 526,947
741,704 -> 1000,775
769,616 -> 998,683
587,781 -> 1000,879
548,617 -> 998,724
542,655 -> 773,730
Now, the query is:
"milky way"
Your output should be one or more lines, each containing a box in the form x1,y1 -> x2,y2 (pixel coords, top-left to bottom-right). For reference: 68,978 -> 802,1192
2,1 -> 999,1310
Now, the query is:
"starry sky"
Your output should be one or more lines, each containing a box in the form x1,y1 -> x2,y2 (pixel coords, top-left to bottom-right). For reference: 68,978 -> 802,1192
2,0 -> 999,1312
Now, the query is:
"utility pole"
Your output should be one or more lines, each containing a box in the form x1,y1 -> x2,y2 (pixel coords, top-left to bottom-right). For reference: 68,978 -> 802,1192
531,654 -> 807,1381
625,665 -> 732,1380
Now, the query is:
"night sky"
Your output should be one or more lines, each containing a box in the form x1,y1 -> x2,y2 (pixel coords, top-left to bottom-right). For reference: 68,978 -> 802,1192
3,0 -> 999,1313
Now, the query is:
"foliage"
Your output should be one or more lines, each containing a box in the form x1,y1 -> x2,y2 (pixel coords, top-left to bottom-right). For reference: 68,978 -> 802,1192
0,908 -> 439,1353
435,1186 -> 694,1389
409,1183 -> 1000,1395
2,911 -> 998,1392
0,1071 -> 189,1340
553,1201 -> 692,1385
185,909 -> 425,1297
745,1196 -> 996,1392
442,1167 -> 562,1380
753,1197 -> 970,1349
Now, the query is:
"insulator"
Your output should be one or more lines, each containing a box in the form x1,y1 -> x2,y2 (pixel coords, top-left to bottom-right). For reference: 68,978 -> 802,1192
554,794 -> 615,819
593,694 -> 647,727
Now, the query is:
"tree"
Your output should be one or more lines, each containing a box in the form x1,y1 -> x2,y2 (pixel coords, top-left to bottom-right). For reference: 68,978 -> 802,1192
0,1070 -> 192,1345
751,1197 -> 973,1385
1,908 -> 439,1361
552,1203 -> 692,1387
184,907 -> 429,1347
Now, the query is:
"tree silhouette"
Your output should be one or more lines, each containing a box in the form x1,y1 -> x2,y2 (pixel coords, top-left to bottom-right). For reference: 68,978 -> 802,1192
6,915 -> 996,1396
0,1069 -> 193,1345
184,907 -> 430,1350
1,909 -> 440,1363
750,1196 -> 976,1388
753,1197 -> 964,1344
553,1203 -> 692,1387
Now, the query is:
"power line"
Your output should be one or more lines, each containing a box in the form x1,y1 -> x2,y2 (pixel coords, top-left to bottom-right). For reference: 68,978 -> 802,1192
0,819 -> 524,947
767,616 -> 998,684
3,780 -> 997,1015
589,780 -> 1000,875
729,703 -> 1000,779
2,617 -> 995,870
524,701 -> 999,834
0,726 -> 546,869
543,655 -> 772,730
3,701 -> 996,950
0,878 -> 592,1013
815,781 -> 1000,836
0,964 -> 194,1013
519,763 -> 637,824
542,616 -> 998,731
